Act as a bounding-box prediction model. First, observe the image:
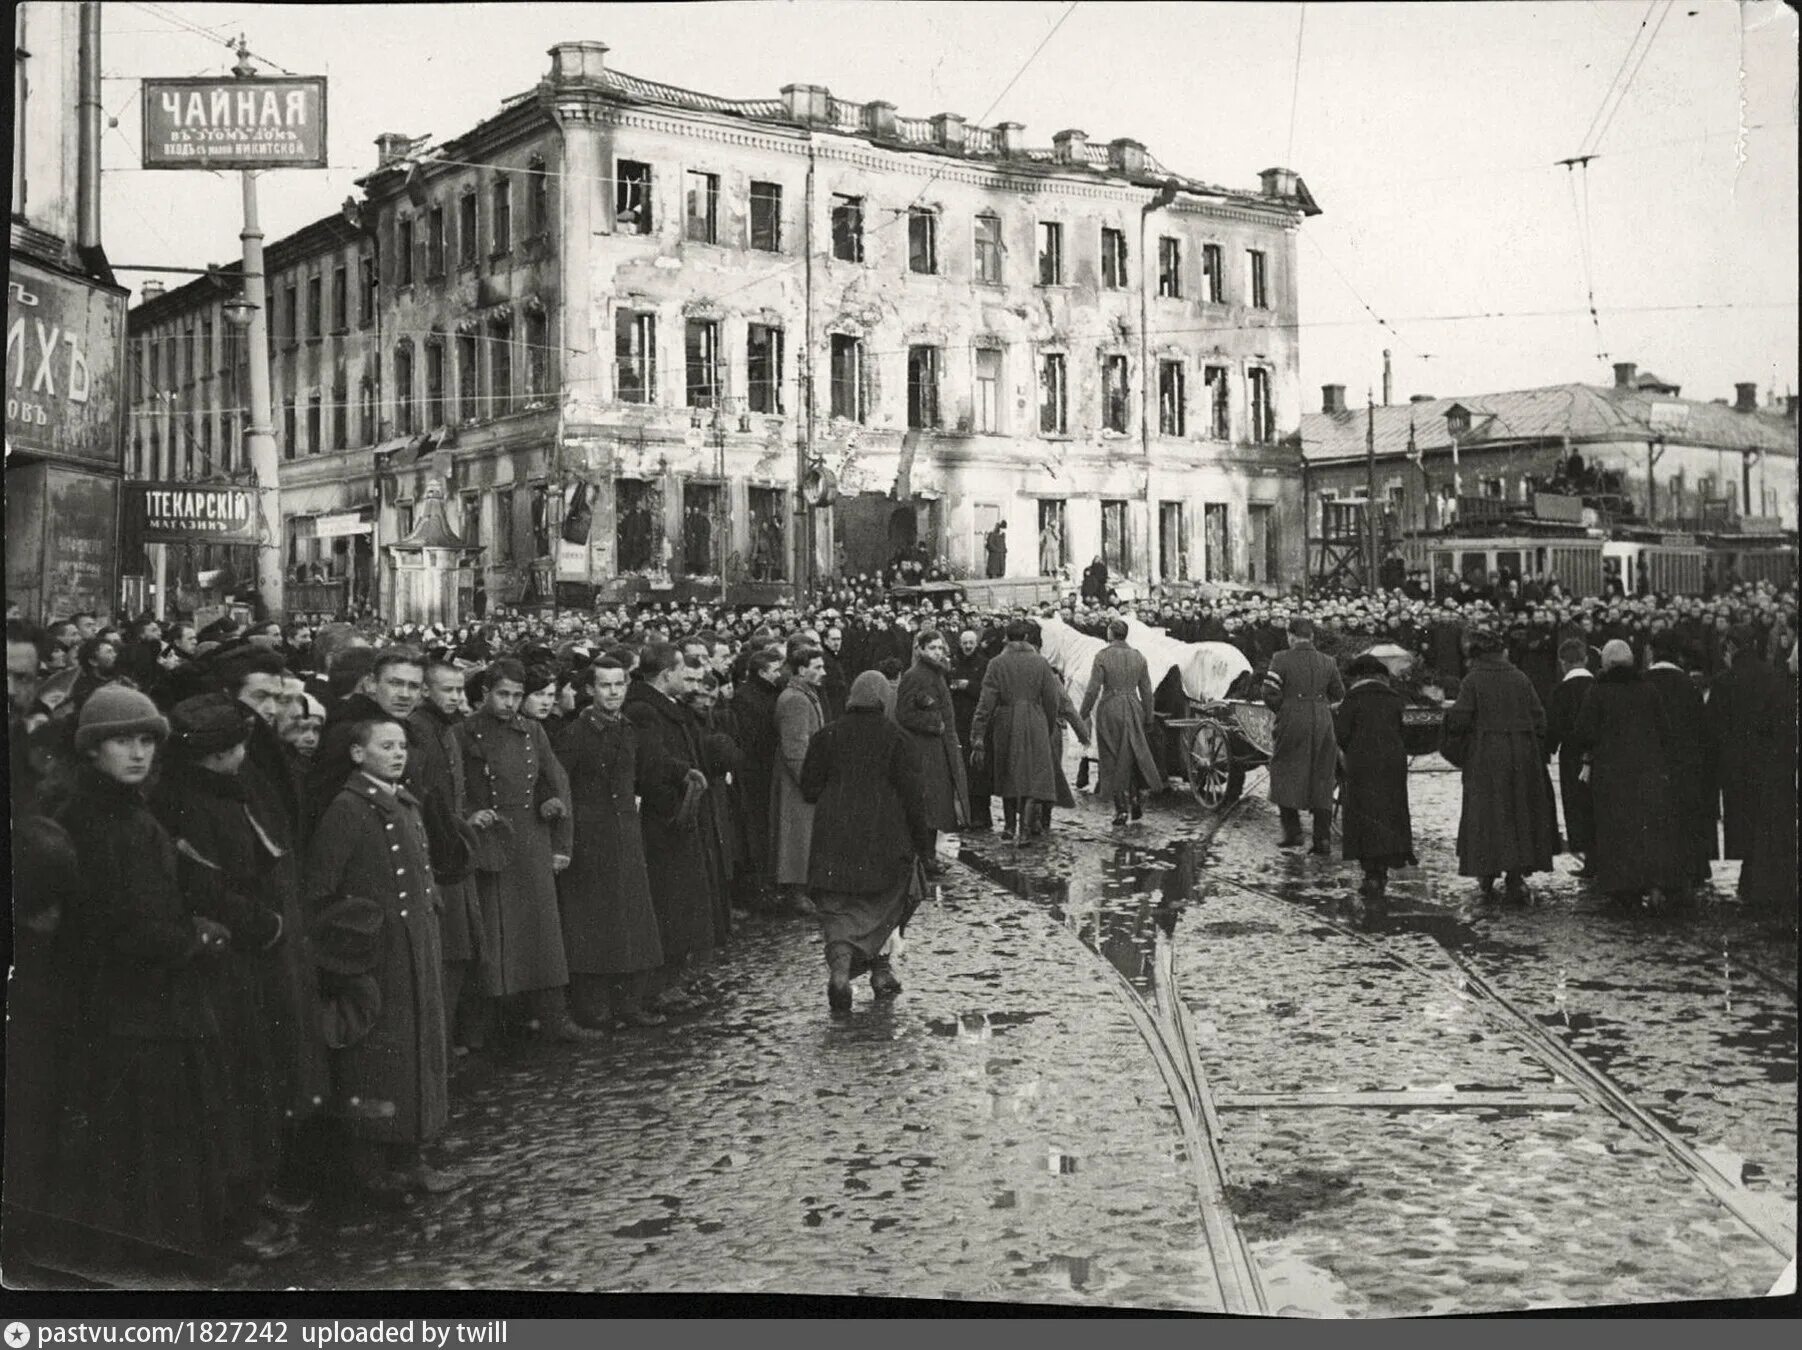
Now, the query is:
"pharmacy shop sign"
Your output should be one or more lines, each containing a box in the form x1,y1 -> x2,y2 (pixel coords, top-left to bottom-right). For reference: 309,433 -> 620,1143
141,76 -> 328,170
126,483 -> 260,546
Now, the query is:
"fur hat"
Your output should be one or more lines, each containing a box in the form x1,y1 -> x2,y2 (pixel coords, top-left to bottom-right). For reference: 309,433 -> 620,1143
74,684 -> 169,753
168,692 -> 253,757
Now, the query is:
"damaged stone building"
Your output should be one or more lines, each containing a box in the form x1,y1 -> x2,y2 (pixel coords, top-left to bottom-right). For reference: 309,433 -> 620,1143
127,37 -> 1320,617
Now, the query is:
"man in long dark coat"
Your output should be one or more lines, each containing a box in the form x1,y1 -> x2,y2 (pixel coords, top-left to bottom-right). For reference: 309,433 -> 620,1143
949,629 -> 992,829
305,718 -> 456,1200
1335,657 -> 1415,912
894,629 -> 969,874
729,647 -> 786,909
1264,617 -> 1345,854
407,660 -> 484,1053
970,620 -> 1068,845
985,521 -> 1008,579
1078,620 -> 1161,825
623,644 -> 723,1010
1644,635 -> 1716,890
1708,627 -> 1799,919
456,658 -> 595,1042
1707,626 -> 1779,864
1441,630 -> 1560,904
1543,637 -> 1597,874
1572,641 -> 1686,907
555,660 -> 668,1028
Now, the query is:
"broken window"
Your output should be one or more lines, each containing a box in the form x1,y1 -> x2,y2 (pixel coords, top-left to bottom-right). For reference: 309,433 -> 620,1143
359,254 -> 376,326
1102,355 -> 1130,433
750,180 -> 782,251
492,175 -> 512,254
1101,227 -> 1127,289
283,284 -> 298,341
907,345 -> 941,430
283,397 -> 297,459
528,156 -> 549,238
307,392 -> 322,457
1157,236 -> 1181,298
830,194 -> 864,262
747,323 -> 784,414
393,344 -> 414,434
615,159 -> 653,234
332,367 -> 348,449
307,275 -> 323,337
975,347 -> 1002,434
829,333 -> 865,422
615,311 -> 656,404
1247,249 -> 1269,309
1202,243 -> 1223,303
1039,352 -> 1068,434
459,190 -> 478,265
332,265 -> 347,332
425,338 -> 445,426
427,207 -> 446,278
908,207 -> 938,274
457,333 -> 478,421
1037,221 -> 1064,286
1249,367 -> 1274,443
685,170 -> 719,244
1159,360 -> 1185,436
685,318 -> 722,408
616,477 -> 656,571
525,309 -> 552,399
1204,364 -> 1230,439
974,212 -> 1003,284
490,319 -> 513,415
397,217 -> 415,286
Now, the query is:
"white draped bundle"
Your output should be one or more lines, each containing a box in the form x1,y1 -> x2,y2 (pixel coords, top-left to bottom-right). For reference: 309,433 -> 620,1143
1036,617 -> 1252,713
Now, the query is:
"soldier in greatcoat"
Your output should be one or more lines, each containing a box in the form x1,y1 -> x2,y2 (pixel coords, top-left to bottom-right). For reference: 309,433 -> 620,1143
456,658 -> 597,1043
304,717 -> 458,1202
970,620 -> 1071,845
555,659 -> 669,1028
1263,617 -> 1346,854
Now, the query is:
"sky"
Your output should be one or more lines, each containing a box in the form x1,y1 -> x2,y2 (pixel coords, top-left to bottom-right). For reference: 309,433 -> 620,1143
98,0 -> 1800,410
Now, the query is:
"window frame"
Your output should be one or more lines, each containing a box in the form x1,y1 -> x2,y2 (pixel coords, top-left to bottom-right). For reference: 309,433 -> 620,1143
1039,351 -> 1069,435
974,347 -> 1003,434
749,180 -> 783,252
331,264 -> 348,334
1202,243 -> 1224,303
615,310 -> 657,404
458,189 -> 479,267
426,205 -> 446,279
1204,364 -> 1230,439
684,169 -> 720,245
491,175 -> 513,257
615,159 -> 653,234
396,216 -> 415,287
1157,236 -> 1182,298
684,317 -> 723,409
830,194 -> 865,263
1249,366 -> 1275,444
829,333 -> 866,423
1247,248 -> 1269,310
974,212 -> 1004,286
393,343 -> 415,434
1100,227 -> 1128,289
490,318 -> 513,414
906,344 -> 942,430
746,323 -> 785,414
1158,359 -> 1186,436
908,207 -> 938,275
1036,220 -> 1064,287
1101,354 -> 1130,434
527,155 -> 549,239
457,332 -> 479,421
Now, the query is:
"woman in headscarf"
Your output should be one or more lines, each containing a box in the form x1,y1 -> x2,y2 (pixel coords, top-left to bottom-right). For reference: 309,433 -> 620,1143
1571,639 -> 1686,910
799,671 -> 932,1013
1334,655 -> 1416,913
1440,628 -> 1560,904
1078,618 -> 1161,827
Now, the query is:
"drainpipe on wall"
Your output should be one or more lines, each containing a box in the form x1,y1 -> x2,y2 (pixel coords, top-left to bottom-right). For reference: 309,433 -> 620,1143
77,1 -> 103,256
1139,180 -> 1179,589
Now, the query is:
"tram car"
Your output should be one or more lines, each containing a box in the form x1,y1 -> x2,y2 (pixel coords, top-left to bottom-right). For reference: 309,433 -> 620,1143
1401,535 -> 1606,598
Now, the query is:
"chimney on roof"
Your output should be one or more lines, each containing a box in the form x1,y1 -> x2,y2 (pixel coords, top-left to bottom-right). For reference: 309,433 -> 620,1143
548,40 -> 608,86
1612,361 -> 1637,389
1734,382 -> 1759,413
1409,394 -> 1434,404
1051,129 -> 1088,165
375,132 -> 413,168
1107,138 -> 1147,176
931,113 -> 966,152
780,83 -> 831,124
996,121 -> 1025,156
1259,166 -> 1300,199
140,279 -> 165,302
1321,385 -> 1346,415
865,100 -> 896,138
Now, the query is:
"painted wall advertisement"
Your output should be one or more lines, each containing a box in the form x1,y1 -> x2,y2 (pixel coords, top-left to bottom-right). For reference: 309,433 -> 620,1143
141,76 -> 328,170
5,462 -> 119,620
6,260 -> 128,468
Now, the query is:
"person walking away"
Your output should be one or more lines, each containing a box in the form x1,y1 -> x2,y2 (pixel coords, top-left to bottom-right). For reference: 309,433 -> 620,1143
970,620 -> 1067,846
49,688 -> 238,1274
1571,641 -> 1687,911
1643,635 -> 1716,894
1440,629 -> 1560,904
800,670 -> 933,1013
772,646 -> 828,914
1543,638 -> 1597,877
949,629 -> 993,830
456,659 -> 597,1044
1264,617 -> 1345,855
407,659 -> 485,1056
154,694 -> 304,1260
894,629 -> 970,875
1334,656 -> 1417,914
1079,619 -> 1161,827
554,660 -> 667,1029
623,644 -> 724,1010
304,717 -> 458,1204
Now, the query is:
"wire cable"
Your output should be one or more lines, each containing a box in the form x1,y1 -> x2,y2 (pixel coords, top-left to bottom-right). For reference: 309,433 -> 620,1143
1590,0 -> 1674,154
1284,4 -> 1306,167
1576,0 -> 1659,158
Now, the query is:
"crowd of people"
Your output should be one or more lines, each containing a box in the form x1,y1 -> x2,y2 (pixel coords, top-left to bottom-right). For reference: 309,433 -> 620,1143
5,569 -> 1795,1281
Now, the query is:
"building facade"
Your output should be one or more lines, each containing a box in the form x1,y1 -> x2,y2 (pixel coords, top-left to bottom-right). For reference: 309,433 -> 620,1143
127,37 -> 1320,622
7,0 -> 128,624
1301,363 -> 1800,550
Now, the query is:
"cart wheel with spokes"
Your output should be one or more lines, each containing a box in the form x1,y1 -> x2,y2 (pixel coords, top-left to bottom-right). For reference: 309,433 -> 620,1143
1184,720 -> 1245,809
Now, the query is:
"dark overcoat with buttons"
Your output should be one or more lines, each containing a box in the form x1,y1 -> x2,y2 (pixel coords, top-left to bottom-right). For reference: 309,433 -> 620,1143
622,681 -> 721,961
406,703 -> 483,967
304,776 -> 449,1146
456,708 -> 573,996
553,709 -> 665,977
894,658 -> 969,830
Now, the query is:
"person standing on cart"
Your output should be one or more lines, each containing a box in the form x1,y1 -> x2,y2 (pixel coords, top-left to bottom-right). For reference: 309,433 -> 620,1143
1263,617 -> 1345,854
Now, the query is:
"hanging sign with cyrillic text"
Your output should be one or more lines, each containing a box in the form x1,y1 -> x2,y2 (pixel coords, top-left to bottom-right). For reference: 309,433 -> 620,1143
141,76 -> 328,170
125,482 -> 260,545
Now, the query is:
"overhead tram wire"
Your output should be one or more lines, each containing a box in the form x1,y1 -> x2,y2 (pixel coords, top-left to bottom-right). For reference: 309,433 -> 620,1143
1574,0 -> 1661,160
1284,4 -> 1306,167
1588,0 -> 1675,156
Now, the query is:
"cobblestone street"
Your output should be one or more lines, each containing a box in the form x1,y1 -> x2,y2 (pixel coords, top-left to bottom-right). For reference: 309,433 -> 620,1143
233,749 -> 1798,1313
